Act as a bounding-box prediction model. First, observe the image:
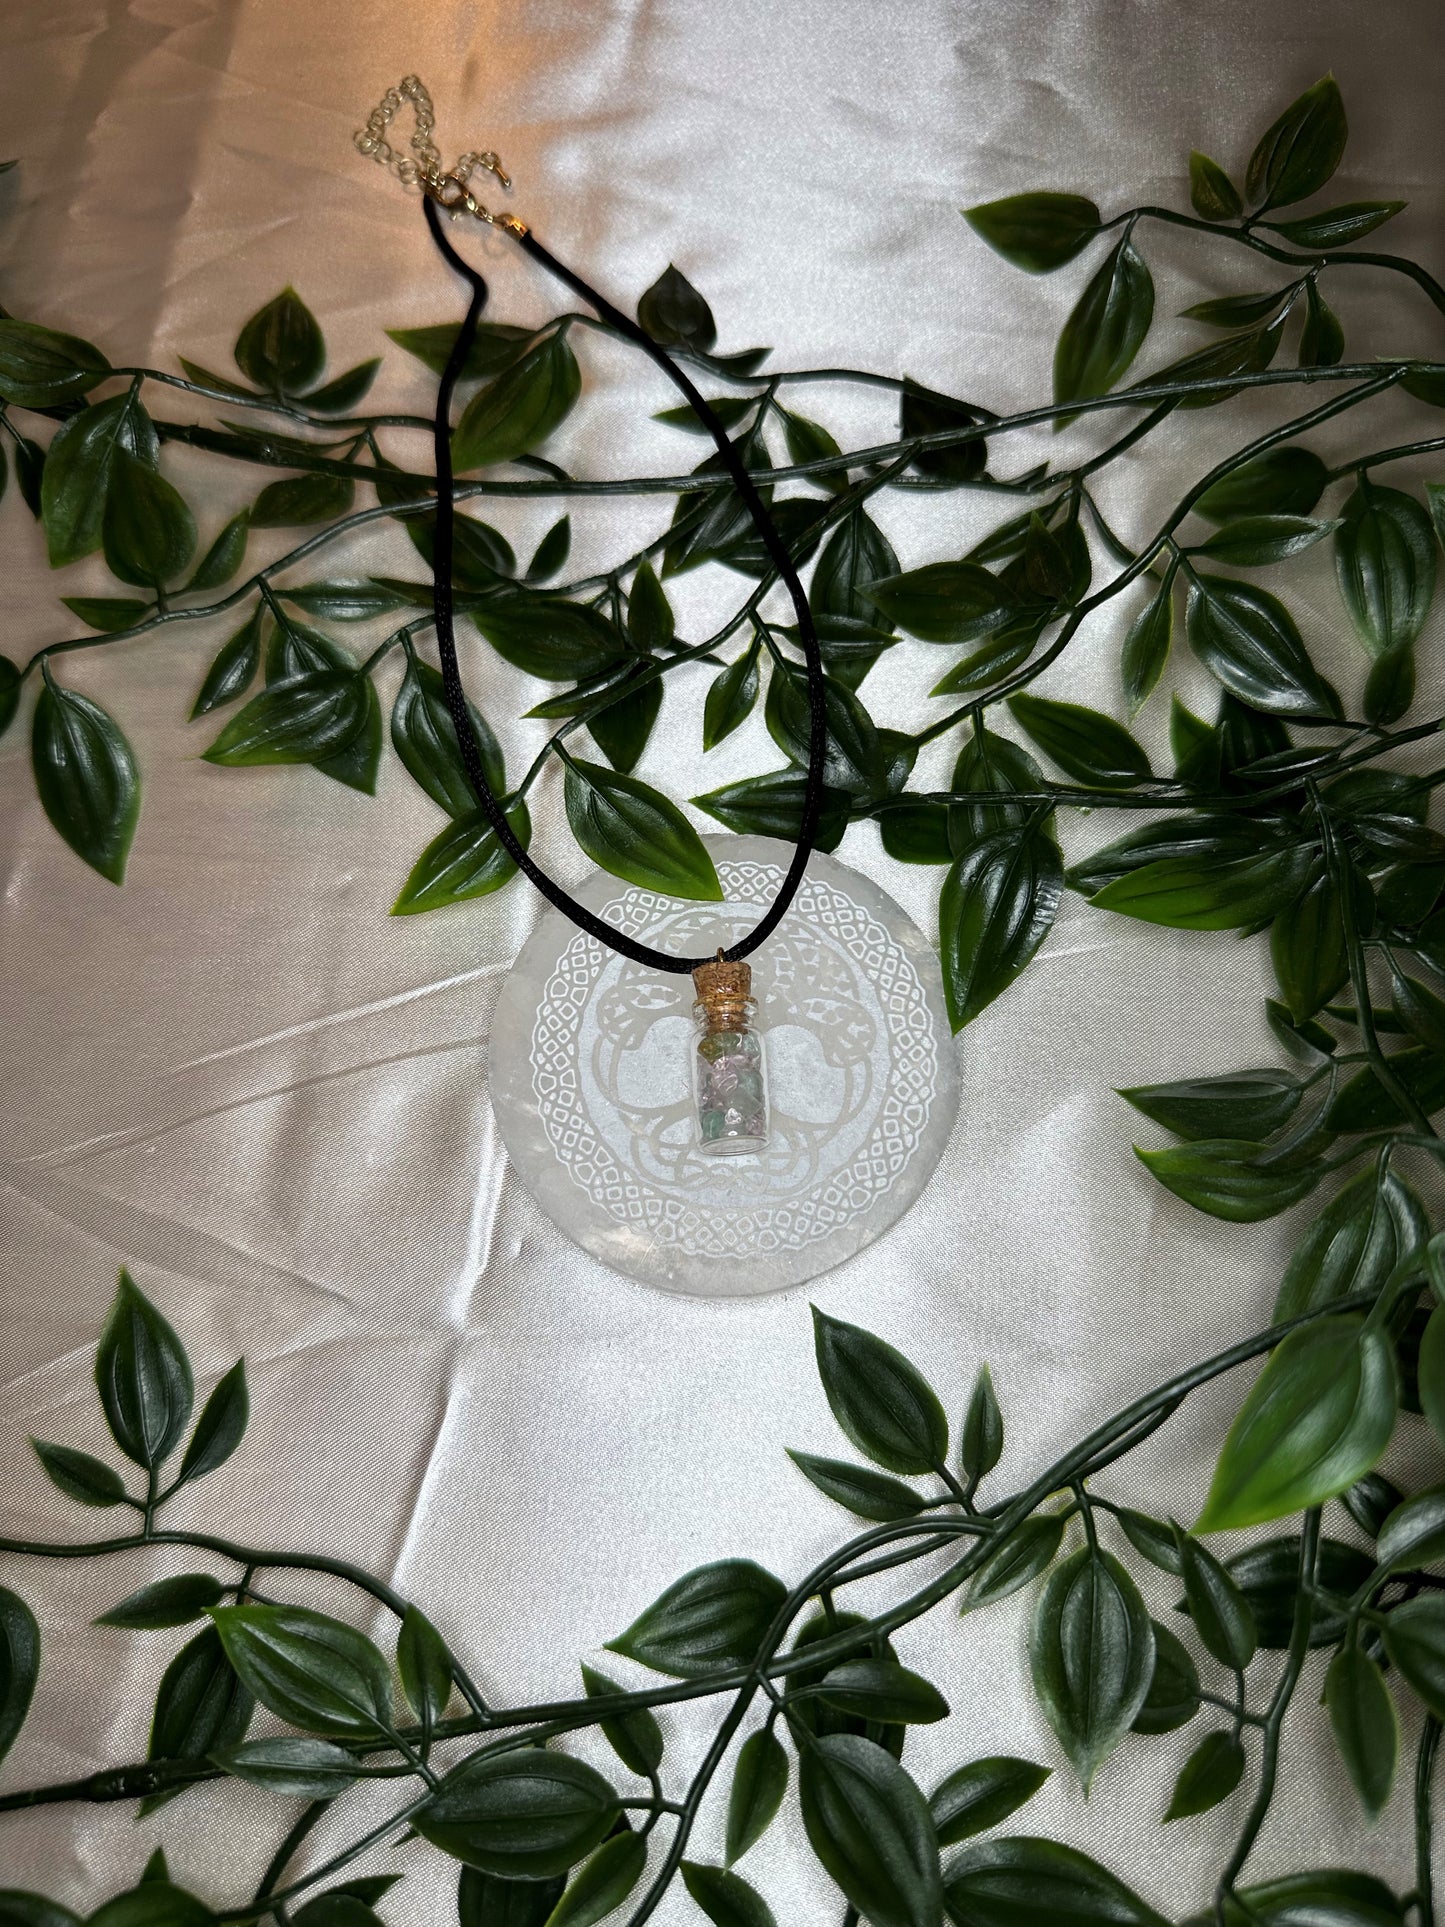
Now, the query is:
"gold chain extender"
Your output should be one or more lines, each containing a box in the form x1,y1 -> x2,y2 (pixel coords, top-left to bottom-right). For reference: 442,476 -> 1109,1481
353,76 -> 528,235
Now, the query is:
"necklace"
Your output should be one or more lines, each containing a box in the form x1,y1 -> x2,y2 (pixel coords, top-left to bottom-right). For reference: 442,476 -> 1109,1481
356,78 -> 830,1158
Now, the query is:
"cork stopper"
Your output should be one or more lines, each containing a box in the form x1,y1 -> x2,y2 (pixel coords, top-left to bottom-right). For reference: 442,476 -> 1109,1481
692,953 -> 753,1031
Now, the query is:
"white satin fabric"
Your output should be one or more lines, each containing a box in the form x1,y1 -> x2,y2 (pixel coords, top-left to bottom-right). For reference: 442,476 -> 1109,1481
2,2 -> 1443,1917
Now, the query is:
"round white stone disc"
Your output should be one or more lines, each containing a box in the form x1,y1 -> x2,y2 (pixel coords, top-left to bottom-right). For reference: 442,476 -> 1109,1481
489,836 -> 960,1297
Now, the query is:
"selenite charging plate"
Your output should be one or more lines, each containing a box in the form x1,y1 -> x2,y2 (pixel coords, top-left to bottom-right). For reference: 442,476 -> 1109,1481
489,835 -> 960,1297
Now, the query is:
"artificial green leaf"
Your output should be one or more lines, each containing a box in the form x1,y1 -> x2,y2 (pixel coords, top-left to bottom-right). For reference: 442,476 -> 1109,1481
191,612 -> 263,719
1377,1484 -> 1445,1572
608,1560 -> 785,1679
681,1862 -> 775,1927
1186,576 -> 1340,717
87,1884 -> 212,1927
817,1659 -> 949,1725
1344,1473 -> 1407,1541
142,1626 -> 253,1817
1381,1594 -> 1445,1719
1090,845 -> 1313,929
1299,282 -> 1346,369
1325,1646 -> 1397,1819
391,804 -> 528,915
963,1515 -> 1066,1613
391,656 -> 501,815
900,380 -> 986,484
61,597 -> 150,633
398,1605 -> 453,1734
588,671 -> 662,774
1174,1530 -> 1257,1668
787,1451 -> 926,1522
1120,1069 -> 1300,1143
1030,1548 -> 1154,1790
1121,572 -> 1174,716
409,509 -> 515,586
277,581 -> 408,620
1197,1316 -> 1397,1531
13,432 -> 45,519
1267,200 -> 1404,247
780,408 -> 847,493
1136,1139 -> 1322,1223
209,1604 -> 393,1738
305,359 -> 381,413
580,1663 -> 663,1778
939,826 -> 1062,1031
186,512 -> 249,593
176,358 -> 257,400
653,396 -> 753,434
1181,291 -> 1286,328
157,1363 -> 247,1502
942,1836 -> 1166,1927
1164,1731 -> 1245,1821
626,559 -> 674,653
812,509 -> 900,631
40,390 -> 158,567
1194,515 -> 1338,566
1245,76 -> 1348,211
212,1735 -> 359,1801
460,1869 -> 567,1927
1271,871 -> 1351,1022
927,626 -> 1042,699
1197,447 -> 1329,523
415,1750 -> 619,1877
1325,1047 -> 1445,1132
692,770 -> 850,852
1275,1168 -> 1426,1320
704,642 -> 761,751
963,193 -> 1101,273
879,801 -> 953,866
473,596 -> 624,683
527,515 -> 571,583
949,728 -> 1048,852
98,1574 -> 223,1630
0,320 -> 108,406
203,670 -> 370,767
1334,484 -> 1436,656
235,288 -> 325,394
546,1833 -> 646,1927
864,561 -> 1017,644
929,1759 -> 1049,1848
1190,152 -> 1243,221
452,335 -> 581,471
250,473 -> 355,528
564,756 -> 720,900
1116,1511 -> 1183,1574
1141,316 -> 1283,408
638,265 -> 717,350
30,1440 -> 126,1507
725,1727 -> 789,1865
960,1364 -> 1004,1484
0,658 -> 18,744
1214,1536 -> 1373,1650
1131,1621 -> 1200,1735
1007,694 -> 1149,788
94,1271 -> 191,1469
811,1307 -> 948,1475
386,320 -> 535,382
799,1733 -> 941,1927
0,1901 -> 79,1927
0,1589 -> 38,1769
1053,239 -> 1153,419
1417,1304 -> 1445,1448
101,449 -> 196,588
765,664 -> 883,793
1363,645 -> 1415,728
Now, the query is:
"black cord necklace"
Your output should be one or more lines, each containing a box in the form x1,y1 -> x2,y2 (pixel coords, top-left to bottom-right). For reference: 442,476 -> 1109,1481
358,78 -> 830,1156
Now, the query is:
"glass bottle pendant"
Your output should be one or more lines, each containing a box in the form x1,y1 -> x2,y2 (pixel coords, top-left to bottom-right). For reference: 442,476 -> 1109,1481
691,955 -> 769,1157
